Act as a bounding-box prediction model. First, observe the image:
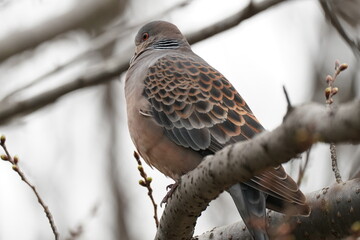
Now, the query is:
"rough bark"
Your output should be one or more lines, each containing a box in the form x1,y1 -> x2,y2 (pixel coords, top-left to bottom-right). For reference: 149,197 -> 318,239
197,178 -> 360,240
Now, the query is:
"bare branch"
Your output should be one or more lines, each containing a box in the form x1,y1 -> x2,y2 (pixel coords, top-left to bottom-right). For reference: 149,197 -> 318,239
134,151 -> 159,228
0,57 -> 128,125
0,0 -> 126,63
0,135 -> 59,240
196,178 -> 360,240
1,0 -> 193,103
155,100 -> 360,239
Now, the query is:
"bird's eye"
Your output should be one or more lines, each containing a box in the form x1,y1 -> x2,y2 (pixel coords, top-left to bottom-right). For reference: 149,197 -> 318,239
142,32 -> 149,41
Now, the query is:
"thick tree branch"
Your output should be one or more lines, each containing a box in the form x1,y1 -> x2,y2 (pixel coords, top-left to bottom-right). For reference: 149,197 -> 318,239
196,178 -> 360,240
154,100 -> 360,240
0,0 -> 286,125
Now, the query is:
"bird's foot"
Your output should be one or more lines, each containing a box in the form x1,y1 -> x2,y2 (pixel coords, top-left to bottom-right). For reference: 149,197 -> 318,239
160,181 -> 179,207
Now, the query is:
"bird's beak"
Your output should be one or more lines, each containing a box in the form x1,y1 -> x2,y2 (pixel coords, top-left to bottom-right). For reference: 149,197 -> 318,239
130,46 -> 138,65
130,43 -> 147,65
130,52 -> 137,65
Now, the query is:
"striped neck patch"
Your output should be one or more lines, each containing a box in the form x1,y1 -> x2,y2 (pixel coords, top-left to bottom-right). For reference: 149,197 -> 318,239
152,39 -> 180,49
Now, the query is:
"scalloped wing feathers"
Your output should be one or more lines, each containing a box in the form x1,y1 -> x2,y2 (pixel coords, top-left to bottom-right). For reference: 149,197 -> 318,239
143,54 -> 262,152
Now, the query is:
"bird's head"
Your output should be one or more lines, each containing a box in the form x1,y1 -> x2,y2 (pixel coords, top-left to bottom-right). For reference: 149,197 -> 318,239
130,21 -> 190,64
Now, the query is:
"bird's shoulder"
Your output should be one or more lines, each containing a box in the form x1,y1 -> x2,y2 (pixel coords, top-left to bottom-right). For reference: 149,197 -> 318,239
143,51 -> 251,114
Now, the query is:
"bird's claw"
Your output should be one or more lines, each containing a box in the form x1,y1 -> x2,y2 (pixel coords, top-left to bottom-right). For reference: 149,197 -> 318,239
160,182 -> 179,207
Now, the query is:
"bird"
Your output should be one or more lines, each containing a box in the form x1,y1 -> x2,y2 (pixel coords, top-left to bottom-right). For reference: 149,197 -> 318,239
125,20 -> 310,240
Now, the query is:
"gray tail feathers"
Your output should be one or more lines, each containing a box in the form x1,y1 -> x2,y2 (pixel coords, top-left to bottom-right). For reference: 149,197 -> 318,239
227,183 -> 269,240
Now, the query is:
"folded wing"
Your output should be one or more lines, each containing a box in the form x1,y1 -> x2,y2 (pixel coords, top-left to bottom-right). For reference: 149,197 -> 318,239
143,53 -> 309,215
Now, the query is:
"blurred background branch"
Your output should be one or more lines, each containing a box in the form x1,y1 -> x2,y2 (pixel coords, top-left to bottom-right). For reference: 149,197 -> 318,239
186,0 -> 287,43
0,0 -> 192,103
319,0 -> 360,57
0,0 -> 127,63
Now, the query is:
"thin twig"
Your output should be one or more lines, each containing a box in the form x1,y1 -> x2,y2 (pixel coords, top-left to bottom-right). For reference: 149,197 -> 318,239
0,135 -> 59,240
282,85 -> 292,109
282,85 -> 293,121
297,147 -> 311,186
133,151 -> 159,228
324,60 -> 348,183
